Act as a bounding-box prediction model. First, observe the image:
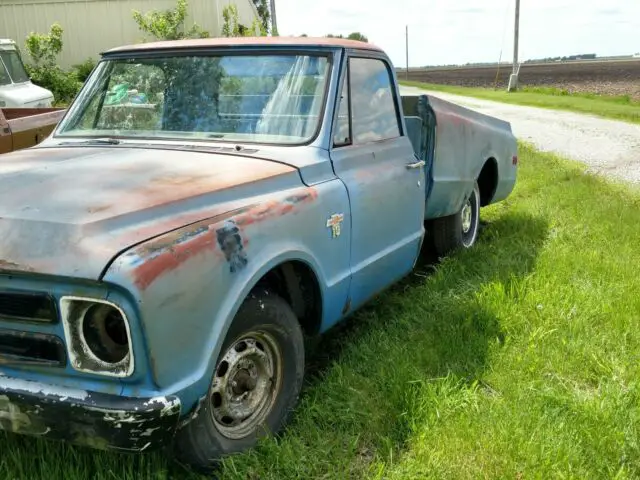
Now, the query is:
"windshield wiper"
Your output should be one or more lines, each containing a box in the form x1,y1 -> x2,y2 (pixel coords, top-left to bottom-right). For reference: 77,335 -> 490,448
59,137 -> 122,146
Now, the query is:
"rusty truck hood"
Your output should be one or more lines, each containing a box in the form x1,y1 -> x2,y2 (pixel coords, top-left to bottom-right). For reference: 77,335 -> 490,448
0,146 -> 298,278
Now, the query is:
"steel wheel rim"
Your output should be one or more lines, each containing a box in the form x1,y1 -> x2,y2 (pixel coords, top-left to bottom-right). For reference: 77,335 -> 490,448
461,187 -> 479,248
210,330 -> 282,439
461,201 -> 473,234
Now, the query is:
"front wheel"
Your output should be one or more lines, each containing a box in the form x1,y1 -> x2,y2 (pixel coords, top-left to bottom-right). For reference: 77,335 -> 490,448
173,290 -> 305,473
430,181 -> 481,257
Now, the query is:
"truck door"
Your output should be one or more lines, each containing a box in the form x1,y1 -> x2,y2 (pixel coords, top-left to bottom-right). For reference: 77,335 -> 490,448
329,54 -> 426,311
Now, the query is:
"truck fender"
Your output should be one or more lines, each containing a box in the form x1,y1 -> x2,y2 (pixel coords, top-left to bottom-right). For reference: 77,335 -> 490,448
180,247 -> 327,417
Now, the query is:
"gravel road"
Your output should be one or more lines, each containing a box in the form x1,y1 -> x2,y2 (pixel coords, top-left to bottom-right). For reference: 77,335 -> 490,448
400,85 -> 640,184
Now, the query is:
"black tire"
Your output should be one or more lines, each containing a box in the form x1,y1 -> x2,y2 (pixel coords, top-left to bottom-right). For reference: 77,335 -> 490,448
173,290 -> 304,473
431,181 -> 480,257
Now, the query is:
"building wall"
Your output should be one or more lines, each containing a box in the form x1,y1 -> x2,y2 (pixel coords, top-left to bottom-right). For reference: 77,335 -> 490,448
0,0 -> 259,68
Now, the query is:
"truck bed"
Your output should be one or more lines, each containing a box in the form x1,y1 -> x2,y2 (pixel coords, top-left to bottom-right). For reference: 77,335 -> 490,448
0,107 -> 66,154
401,94 -> 518,220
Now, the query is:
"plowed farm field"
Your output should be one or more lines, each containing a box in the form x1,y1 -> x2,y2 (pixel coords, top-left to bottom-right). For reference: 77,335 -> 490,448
403,59 -> 640,100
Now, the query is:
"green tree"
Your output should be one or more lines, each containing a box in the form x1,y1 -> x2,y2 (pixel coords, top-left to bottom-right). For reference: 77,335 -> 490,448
132,0 -> 208,41
221,4 -> 266,37
347,32 -> 368,42
326,32 -> 369,42
24,23 -> 81,104
25,22 -> 63,66
252,0 -> 271,34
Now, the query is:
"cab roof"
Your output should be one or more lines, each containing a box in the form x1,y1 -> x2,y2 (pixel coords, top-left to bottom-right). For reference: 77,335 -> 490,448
104,36 -> 383,55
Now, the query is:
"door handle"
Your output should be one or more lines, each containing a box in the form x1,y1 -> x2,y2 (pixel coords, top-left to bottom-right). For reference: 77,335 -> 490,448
406,160 -> 426,169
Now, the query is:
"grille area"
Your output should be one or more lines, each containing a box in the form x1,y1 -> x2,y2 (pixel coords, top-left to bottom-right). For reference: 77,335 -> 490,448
0,291 -> 58,323
0,329 -> 66,367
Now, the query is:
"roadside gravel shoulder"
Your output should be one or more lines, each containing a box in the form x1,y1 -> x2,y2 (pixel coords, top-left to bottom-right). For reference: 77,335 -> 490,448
400,85 -> 640,184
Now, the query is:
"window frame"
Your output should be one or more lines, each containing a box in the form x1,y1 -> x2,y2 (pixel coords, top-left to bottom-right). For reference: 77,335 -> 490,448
330,50 -> 405,150
53,48 -> 335,148
332,58 -> 352,147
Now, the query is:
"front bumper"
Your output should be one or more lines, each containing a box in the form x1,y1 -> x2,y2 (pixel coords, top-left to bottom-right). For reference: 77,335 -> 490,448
0,375 -> 181,452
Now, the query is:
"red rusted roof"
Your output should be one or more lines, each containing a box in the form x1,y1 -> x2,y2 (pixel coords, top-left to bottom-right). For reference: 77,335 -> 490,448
104,36 -> 383,54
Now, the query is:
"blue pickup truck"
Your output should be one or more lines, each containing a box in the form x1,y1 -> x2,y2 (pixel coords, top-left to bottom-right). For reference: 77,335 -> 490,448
0,37 -> 517,471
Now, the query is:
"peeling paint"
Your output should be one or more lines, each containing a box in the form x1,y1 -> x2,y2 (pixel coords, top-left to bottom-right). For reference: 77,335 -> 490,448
130,224 -> 218,289
139,427 -> 160,437
0,377 -> 181,452
59,298 -> 134,378
0,375 -> 89,401
177,394 -> 205,429
141,396 -> 180,418
103,411 -> 147,424
216,221 -> 248,273
129,187 -> 318,289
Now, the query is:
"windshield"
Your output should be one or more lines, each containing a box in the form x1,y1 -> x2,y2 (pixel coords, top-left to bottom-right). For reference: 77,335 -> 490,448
0,50 -> 30,85
57,53 -> 332,145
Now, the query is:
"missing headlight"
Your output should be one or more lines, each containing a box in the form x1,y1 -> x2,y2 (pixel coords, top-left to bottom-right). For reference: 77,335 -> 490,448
60,297 -> 134,377
82,303 -> 129,364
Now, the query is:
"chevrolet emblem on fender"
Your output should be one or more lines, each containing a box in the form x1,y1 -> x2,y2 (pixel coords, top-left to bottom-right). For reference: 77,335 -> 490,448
326,213 -> 345,238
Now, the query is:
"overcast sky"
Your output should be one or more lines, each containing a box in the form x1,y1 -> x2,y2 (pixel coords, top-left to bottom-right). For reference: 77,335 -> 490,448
274,0 -> 640,67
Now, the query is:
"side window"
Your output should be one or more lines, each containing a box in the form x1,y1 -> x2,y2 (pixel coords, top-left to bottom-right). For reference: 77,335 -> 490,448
349,57 -> 401,144
333,72 -> 351,146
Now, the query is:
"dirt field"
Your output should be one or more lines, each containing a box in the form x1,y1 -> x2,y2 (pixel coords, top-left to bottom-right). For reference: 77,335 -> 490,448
403,59 -> 640,100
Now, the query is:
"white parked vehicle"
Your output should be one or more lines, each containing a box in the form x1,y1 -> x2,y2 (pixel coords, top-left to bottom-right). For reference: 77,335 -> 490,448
0,39 -> 54,107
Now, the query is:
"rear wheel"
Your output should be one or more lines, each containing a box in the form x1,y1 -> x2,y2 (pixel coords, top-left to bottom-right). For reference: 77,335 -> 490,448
173,290 -> 304,473
431,181 -> 480,257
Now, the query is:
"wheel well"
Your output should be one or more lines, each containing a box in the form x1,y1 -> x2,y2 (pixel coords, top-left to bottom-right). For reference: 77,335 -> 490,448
253,261 -> 322,336
477,157 -> 498,207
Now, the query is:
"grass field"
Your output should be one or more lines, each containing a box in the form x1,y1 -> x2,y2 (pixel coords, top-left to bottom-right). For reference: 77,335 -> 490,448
2,144 -> 640,479
401,80 -> 640,125
401,59 -> 640,100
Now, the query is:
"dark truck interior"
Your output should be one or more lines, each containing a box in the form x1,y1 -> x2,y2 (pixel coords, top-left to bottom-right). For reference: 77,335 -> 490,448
401,94 -> 437,167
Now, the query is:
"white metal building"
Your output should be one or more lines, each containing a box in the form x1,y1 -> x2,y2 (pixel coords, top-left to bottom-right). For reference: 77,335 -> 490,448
0,0 -> 259,68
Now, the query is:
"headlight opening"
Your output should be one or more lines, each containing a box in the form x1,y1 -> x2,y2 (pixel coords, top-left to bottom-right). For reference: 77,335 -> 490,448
60,297 -> 134,377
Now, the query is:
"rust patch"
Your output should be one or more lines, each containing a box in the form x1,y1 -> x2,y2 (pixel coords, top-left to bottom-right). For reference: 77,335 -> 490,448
85,160 -> 295,219
0,260 -> 34,272
234,189 -> 318,227
130,187 -> 318,290
87,205 -> 111,214
106,36 -> 384,55
437,110 -> 470,128
132,225 -> 216,290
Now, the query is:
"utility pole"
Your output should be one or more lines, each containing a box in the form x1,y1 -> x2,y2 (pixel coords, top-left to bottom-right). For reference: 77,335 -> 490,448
405,25 -> 409,80
270,0 -> 278,35
508,0 -> 521,91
